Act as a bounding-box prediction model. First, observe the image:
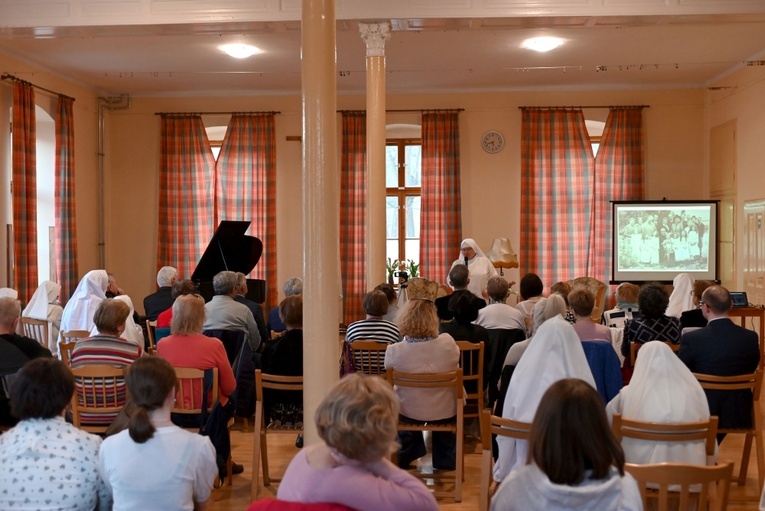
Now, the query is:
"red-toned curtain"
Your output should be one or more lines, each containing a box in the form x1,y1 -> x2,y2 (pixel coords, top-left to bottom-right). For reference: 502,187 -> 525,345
588,108 -> 646,284
11,81 -> 38,304
340,112 -> 366,323
157,115 -> 215,279
215,113 -> 277,310
520,109 -> 594,284
420,111 -> 462,283
54,95 -> 79,305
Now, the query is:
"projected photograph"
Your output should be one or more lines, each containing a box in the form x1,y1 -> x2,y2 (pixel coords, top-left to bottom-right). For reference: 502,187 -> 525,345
612,201 -> 718,283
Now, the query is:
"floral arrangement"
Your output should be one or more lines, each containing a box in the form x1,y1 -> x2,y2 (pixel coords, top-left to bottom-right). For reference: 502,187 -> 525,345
386,258 -> 420,283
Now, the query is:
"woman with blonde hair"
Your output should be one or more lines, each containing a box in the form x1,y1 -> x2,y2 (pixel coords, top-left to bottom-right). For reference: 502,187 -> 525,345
99,356 -> 217,510
277,373 -> 438,511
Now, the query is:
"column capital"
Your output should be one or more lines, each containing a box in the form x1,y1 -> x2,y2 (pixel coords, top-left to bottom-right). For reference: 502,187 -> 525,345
358,22 -> 391,57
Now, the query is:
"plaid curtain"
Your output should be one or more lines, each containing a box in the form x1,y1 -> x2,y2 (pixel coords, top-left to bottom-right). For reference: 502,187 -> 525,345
520,109 -> 594,284
157,115 -> 215,279
11,81 -> 38,304
588,108 -> 646,284
54,95 -> 79,305
216,113 -> 277,310
340,112 -> 367,323
420,111 -> 462,283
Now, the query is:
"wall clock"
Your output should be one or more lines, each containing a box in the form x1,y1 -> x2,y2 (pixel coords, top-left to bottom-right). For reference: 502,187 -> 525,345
481,130 -> 505,154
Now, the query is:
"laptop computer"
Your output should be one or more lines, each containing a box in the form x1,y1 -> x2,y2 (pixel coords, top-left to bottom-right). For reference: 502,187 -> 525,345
730,291 -> 748,308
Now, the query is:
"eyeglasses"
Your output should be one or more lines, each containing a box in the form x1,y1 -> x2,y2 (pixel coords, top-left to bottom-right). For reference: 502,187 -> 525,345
699,301 -> 707,307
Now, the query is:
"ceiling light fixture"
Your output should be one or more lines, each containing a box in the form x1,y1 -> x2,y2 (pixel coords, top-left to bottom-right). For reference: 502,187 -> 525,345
521,37 -> 564,53
219,43 -> 262,59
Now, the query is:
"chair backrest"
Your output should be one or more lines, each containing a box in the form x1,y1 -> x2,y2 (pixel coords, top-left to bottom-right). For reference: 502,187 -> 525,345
693,370 -> 762,396
581,340 -> 623,403
631,340 -> 680,366
172,367 -> 219,415
146,319 -> 156,352
61,329 -> 90,344
203,329 -> 247,366
70,364 -> 128,433
484,328 -> 526,407
385,368 -> 464,403
569,276 -> 607,322
612,413 -> 719,457
348,340 -> 388,376
20,317 -> 48,347
456,340 -> 485,421
625,462 -> 733,511
255,369 -> 304,402
58,340 -> 77,366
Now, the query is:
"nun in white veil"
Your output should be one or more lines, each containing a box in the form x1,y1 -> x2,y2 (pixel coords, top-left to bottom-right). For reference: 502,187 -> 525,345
0,288 -> 17,299
449,238 -> 497,300
494,315 -> 596,483
666,273 -> 695,318
22,281 -> 63,354
60,270 -> 109,336
606,341 -> 713,466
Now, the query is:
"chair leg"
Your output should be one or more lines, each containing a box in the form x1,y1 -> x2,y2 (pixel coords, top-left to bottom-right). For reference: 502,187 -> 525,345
455,417 -> 464,502
251,408 -> 263,500
739,432 -> 753,485
755,425 -> 765,493
261,430 -> 271,486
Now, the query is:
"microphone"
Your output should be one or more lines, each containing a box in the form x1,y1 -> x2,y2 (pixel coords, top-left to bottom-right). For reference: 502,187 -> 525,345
464,256 -> 468,267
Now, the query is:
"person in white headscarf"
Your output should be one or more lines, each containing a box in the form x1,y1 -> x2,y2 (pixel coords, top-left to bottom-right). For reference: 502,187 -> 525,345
606,340 -> 713,466
0,288 -> 18,299
495,315 -> 596,483
22,281 -> 63,354
449,238 -> 497,300
666,273 -> 695,318
91,294 -> 143,347
60,270 -> 109,337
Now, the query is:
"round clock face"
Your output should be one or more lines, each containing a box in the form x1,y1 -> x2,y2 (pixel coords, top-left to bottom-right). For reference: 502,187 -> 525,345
482,130 -> 504,153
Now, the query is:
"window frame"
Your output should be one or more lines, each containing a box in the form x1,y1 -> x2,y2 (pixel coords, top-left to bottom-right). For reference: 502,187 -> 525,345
386,138 -> 422,264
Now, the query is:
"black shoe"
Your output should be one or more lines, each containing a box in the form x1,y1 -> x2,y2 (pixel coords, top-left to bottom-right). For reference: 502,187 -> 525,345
218,462 -> 244,479
295,434 -> 303,448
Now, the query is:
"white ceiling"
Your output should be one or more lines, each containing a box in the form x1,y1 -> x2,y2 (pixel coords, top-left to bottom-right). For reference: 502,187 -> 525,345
1,2 -> 765,97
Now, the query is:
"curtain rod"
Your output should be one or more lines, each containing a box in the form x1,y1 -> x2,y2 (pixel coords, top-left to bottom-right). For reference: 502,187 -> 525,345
155,111 -> 280,116
338,108 -> 464,113
519,105 -> 649,110
1,74 -> 76,102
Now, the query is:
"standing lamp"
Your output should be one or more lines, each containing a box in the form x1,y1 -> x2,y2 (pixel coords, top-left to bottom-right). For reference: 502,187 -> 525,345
487,238 -> 519,276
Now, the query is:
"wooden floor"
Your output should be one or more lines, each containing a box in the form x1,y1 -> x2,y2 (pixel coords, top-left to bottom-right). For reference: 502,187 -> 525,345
209,418 -> 764,511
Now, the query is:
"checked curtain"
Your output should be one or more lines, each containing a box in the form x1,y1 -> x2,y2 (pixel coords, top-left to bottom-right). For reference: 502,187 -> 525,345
55,95 -> 79,304
216,113 -> 277,311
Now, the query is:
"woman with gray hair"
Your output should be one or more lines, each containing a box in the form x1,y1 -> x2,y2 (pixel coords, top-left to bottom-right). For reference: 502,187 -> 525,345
267,277 -> 303,336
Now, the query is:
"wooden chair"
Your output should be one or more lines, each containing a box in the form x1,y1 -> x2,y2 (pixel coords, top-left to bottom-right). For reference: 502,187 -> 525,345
61,329 -> 90,344
251,369 -> 304,499
70,364 -> 128,434
58,340 -> 77,366
171,367 -> 232,487
479,409 -> 532,511
625,462 -> 733,511
145,319 -> 156,354
348,340 -> 389,375
456,340 -> 485,436
20,317 -> 48,347
386,368 -> 464,502
612,413 -> 719,457
693,370 -> 764,490
630,340 -> 680,366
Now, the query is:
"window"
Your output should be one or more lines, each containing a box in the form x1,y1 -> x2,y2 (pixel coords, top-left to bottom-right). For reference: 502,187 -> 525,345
385,139 -> 421,266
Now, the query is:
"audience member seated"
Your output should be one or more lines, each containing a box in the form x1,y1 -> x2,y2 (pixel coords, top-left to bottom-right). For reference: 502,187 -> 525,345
496,316 -> 596,482
203,270 -> 261,352
345,290 -> 400,345
108,295 -> 143,347
607,341 -> 712,466
143,266 -> 179,321
502,294 -> 567,369
0,297 -> 52,428
679,285 -> 760,435
277,373 -> 439,511
680,279 -> 714,330
268,277 -> 303,336
435,264 -> 486,322
515,273 -> 544,336
99,356 -> 217,510
105,272 -> 140,326
475,277 -> 525,331
550,281 -> 576,324
375,283 -> 400,323
491,379 -> 640,511
156,280 -> 198,330
156,294 -> 239,477
621,283 -> 681,360
601,283 -> 641,329
234,271 -> 269,348
570,289 -> 612,342
262,295 -> 304,425
449,238 -> 498,300
385,299 -> 460,471
0,358 -> 112,510
666,272 -> 695,318
60,269 -> 109,336
21,280 -> 63,354
440,292 -> 490,345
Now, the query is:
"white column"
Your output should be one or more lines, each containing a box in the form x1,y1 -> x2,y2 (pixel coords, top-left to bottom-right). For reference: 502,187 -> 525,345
359,22 -> 390,290
301,0 -> 339,444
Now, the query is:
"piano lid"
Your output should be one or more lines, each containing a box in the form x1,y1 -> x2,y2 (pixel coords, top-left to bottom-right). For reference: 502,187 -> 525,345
191,220 -> 263,281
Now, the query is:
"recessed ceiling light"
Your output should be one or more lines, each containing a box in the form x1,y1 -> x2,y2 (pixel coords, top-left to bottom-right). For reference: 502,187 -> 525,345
521,37 -> 564,53
219,43 -> 262,59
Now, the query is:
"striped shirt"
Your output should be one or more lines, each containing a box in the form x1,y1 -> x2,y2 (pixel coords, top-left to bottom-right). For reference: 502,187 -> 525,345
345,319 -> 401,345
